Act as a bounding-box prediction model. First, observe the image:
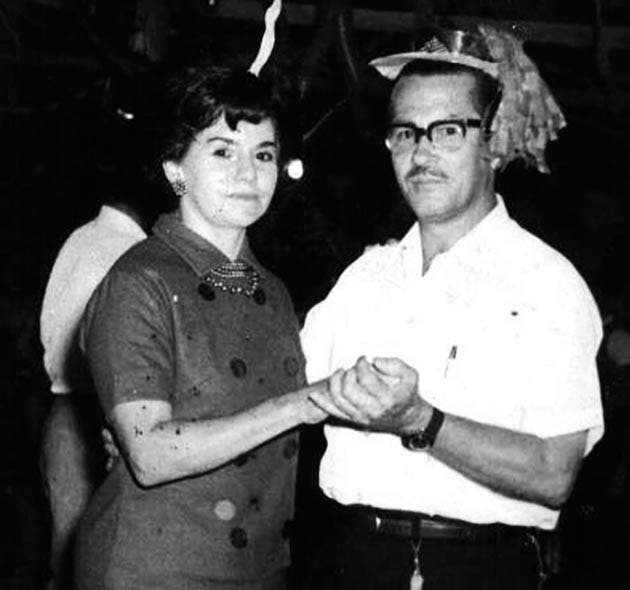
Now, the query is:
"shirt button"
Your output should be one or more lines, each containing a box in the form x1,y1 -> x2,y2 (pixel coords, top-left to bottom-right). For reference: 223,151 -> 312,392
283,356 -> 299,377
233,453 -> 249,467
253,288 -> 266,305
233,450 -> 255,467
230,358 -> 247,378
230,527 -> 248,549
197,283 -> 216,301
214,499 -> 236,521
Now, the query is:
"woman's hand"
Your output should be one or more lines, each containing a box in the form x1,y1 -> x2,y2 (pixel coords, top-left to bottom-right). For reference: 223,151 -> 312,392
301,397 -> 329,424
294,380 -> 329,425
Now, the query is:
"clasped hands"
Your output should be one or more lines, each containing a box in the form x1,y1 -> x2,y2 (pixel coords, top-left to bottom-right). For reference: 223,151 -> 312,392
310,356 -> 428,435
102,356 -> 428,471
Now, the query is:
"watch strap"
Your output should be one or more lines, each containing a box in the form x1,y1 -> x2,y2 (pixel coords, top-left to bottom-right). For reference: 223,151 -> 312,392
401,407 -> 445,450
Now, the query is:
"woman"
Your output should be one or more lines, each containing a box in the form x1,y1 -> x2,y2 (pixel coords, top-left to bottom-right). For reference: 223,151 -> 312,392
74,65 -> 327,590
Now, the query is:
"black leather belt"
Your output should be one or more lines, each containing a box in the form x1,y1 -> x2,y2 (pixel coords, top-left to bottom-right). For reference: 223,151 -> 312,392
336,504 -> 533,542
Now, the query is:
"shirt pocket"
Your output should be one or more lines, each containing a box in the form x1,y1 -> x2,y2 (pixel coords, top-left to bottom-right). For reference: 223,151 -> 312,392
441,306 -> 526,429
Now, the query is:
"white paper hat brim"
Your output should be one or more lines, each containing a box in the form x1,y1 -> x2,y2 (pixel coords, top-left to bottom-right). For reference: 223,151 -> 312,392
369,51 -> 499,80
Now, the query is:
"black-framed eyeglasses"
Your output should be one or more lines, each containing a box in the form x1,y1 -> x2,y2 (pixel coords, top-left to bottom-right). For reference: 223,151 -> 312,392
385,118 -> 482,153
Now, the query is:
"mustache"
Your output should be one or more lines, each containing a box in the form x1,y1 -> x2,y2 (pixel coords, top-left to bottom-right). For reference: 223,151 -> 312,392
406,166 -> 448,181
229,191 -> 259,200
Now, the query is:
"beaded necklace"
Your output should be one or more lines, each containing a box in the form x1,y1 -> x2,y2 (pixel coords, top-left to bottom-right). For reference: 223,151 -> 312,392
204,261 -> 261,297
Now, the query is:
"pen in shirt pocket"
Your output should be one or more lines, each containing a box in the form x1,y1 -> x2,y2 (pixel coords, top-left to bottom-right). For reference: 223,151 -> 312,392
444,345 -> 457,379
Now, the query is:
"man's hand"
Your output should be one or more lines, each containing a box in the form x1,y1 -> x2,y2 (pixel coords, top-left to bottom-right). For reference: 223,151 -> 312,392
309,356 -> 429,434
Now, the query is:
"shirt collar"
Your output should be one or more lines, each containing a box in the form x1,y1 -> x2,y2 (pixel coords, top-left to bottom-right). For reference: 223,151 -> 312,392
98,205 -> 146,239
152,212 -> 261,278
399,194 -> 512,279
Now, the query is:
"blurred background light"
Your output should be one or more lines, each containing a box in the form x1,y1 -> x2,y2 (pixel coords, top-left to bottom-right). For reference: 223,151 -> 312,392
285,158 -> 304,180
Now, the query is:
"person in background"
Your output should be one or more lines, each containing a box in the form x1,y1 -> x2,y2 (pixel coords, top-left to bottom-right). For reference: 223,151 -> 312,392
303,25 -> 604,589
39,76 -> 152,590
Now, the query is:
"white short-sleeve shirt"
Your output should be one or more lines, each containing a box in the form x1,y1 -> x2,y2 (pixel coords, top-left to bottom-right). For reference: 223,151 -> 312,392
40,205 -> 146,394
301,197 -> 603,530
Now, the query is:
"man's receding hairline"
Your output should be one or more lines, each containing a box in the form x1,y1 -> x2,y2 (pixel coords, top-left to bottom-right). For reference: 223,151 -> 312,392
390,70 -> 481,115
392,69 -> 478,93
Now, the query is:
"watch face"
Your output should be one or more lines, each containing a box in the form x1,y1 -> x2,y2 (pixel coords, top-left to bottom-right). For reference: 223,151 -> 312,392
402,432 -> 429,450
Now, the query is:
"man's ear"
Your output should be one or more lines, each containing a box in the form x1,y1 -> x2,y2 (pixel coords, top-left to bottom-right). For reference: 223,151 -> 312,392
482,156 -> 501,170
162,160 -> 182,184
480,139 -> 500,169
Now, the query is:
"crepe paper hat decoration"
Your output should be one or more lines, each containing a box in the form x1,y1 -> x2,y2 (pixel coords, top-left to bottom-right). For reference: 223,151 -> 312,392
248,0 -> 283,77
370,26 -> 566,173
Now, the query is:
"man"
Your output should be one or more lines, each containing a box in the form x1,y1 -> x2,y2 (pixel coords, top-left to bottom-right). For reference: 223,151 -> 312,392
39,76 -> 155,588
302,26 -> 603,589
40,197 -> 147,589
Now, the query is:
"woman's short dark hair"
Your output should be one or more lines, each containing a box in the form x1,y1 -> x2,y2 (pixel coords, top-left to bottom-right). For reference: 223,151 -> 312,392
392,60 -> 502,133
152,65 -> 282,164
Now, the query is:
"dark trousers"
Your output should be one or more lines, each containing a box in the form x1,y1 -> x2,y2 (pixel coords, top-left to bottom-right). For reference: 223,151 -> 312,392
300,505 -> 546,590
40,394 -> 106,590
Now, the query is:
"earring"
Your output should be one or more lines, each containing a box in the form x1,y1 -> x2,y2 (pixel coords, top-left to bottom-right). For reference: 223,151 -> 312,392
171,178 -> 187,197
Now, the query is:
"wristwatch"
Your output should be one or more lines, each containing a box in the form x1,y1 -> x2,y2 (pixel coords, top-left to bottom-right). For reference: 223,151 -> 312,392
400,407 -> 445,451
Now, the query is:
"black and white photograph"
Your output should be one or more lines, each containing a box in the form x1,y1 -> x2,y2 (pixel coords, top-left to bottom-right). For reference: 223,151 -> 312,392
1,1 -> 629,589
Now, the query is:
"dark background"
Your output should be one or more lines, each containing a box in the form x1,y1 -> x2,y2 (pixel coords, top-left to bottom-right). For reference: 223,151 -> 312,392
2,1 -> 630,588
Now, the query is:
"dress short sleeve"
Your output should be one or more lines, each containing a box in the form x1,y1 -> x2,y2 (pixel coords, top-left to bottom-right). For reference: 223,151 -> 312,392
81,267 -> 174,417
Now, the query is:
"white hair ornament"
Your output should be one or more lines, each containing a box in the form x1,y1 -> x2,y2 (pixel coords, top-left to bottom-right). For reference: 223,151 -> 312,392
248,0 -> 282,77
